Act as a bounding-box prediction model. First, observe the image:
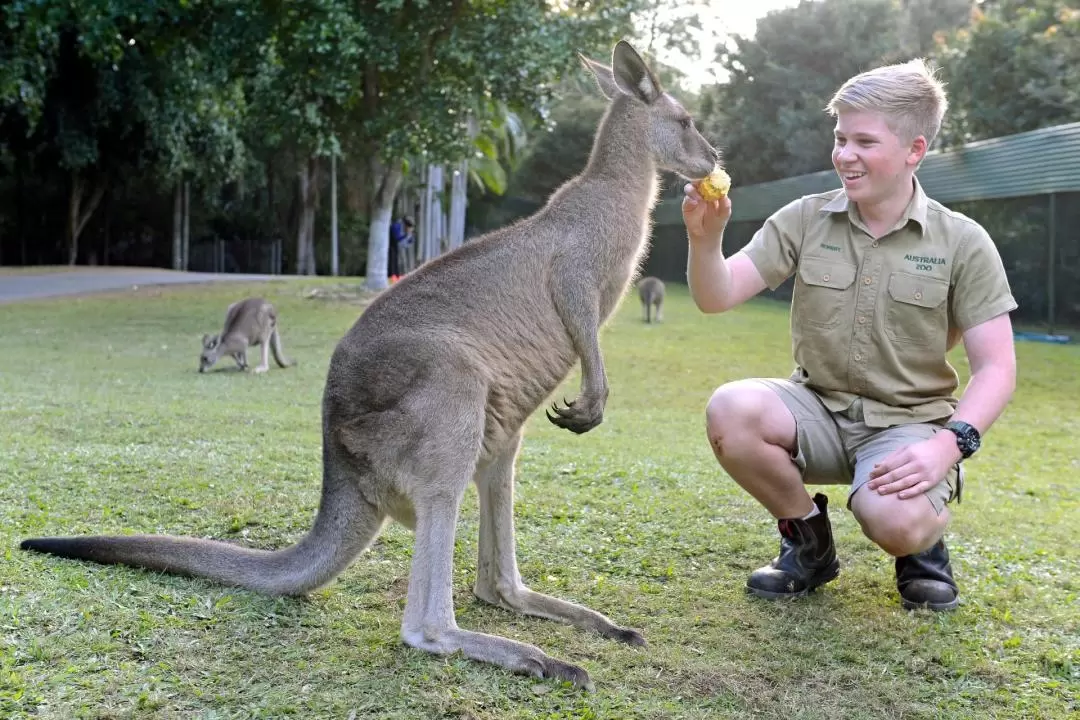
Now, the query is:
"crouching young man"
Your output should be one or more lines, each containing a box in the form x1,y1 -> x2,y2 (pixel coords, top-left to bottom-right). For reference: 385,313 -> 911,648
683,59 -> 1017,610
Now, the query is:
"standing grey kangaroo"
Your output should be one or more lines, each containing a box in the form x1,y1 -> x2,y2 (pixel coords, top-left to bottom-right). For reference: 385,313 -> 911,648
22,41 -> 718,690
637,276 -> 665,323
199,297 -> 294,374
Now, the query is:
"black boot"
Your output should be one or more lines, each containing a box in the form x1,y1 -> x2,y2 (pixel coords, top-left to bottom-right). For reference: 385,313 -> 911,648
747,493 -> 840,599
896,539 -> 959,611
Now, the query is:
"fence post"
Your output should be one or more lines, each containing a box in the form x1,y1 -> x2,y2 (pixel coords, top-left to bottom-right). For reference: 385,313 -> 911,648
1048,192 -> 1057,334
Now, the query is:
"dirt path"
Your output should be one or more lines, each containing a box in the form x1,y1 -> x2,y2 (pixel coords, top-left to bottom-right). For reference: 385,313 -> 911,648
0,267 -> 281,304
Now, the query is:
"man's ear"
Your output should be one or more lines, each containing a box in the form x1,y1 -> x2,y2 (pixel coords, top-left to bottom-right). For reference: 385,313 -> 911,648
908,135 -> 928,166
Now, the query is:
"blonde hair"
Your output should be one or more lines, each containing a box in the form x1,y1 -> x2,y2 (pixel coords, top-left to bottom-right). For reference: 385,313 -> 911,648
826,58 -> 948,148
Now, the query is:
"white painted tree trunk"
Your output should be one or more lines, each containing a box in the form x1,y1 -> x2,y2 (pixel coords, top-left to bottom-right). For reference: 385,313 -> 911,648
363,159 -> 403,291
296,157 -> 318,275
448,159 -> 468,251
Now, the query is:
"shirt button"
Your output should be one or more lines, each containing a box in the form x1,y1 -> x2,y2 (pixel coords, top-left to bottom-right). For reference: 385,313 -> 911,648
858,316 -> 866,324
914,291 -> 923,300
823,273 -> 831,282
863,276 -> 872,285
854,353 -> 863,361
871,241 -> 879,248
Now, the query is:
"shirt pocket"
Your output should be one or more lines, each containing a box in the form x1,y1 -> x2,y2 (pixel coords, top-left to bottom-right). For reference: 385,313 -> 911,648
885,272 -> 950,345
795,258 -> 856,329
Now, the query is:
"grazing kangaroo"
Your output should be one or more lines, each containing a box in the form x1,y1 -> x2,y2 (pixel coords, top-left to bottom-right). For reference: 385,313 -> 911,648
199,297 -> 294,374
22,41 -> 718,690
637,276 -> 665,323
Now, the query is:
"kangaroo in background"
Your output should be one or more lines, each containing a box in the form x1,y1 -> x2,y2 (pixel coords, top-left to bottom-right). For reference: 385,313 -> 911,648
637,276 -> 665,323
22,41 -> 718,690
199,297 -> 294,374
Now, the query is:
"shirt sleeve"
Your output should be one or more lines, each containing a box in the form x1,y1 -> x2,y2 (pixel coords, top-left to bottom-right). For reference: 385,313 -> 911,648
740,198 -> 805,290
950,222 -> 1018,331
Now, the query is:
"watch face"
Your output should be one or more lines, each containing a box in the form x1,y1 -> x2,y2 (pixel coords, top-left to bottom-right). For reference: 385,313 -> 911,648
948,423 -> 980,458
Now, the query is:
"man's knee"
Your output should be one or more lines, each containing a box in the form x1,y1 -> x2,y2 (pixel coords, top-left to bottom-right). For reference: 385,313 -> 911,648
852,490 -> 946,557
705,381 -> 798,463
705,383 -> 770,451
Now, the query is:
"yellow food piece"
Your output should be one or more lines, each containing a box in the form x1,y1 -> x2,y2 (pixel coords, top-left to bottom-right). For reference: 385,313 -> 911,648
698,167 -> 731,201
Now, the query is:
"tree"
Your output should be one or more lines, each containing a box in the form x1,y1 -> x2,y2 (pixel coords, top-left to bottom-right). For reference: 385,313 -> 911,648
933,0 -> 1080,146
699,0 -> 972,185
348,0 -> 643,291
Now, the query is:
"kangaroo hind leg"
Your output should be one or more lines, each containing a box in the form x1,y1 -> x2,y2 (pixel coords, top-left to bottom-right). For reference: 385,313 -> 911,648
473,430 -> 645,647
253,329 -> 272,373
396,392 -> 592,688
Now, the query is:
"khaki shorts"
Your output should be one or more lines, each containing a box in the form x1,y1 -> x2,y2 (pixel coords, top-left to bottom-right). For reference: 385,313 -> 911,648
755,379 -> 963,515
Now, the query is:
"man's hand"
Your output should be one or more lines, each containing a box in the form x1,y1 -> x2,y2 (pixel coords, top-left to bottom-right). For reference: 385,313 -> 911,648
682,181 -> 732,247
866,431 -> 962,500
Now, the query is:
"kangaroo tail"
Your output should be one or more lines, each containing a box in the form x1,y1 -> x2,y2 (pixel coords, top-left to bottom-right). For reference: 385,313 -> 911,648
21,463 -> 384,596
271,328 -> 294,368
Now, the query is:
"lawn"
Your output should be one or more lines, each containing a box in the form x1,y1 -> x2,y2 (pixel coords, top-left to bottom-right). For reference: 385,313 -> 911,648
1,278 -> 1076,719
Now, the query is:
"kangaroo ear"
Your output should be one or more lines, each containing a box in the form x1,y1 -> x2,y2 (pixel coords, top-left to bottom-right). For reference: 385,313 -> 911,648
611,39 -> 662,104
579,53 -> 619,100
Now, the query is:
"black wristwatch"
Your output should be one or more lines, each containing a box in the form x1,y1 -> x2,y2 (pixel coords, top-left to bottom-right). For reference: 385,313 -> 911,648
944,421 -> 981,460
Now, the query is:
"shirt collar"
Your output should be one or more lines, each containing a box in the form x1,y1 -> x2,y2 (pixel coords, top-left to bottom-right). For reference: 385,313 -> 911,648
820,176 -> 929,235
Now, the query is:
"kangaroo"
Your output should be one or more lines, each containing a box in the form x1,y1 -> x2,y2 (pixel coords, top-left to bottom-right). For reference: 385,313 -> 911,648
22,41 -> 718,690
199,297 -> 294,374
637,276 -> 665,323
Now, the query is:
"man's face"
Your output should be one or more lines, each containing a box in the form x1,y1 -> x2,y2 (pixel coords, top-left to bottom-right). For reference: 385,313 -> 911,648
831,110 -> 924,207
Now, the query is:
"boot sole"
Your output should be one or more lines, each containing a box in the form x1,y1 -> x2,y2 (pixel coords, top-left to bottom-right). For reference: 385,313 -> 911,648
745,562 -> 840,600
901,596 -> 959,612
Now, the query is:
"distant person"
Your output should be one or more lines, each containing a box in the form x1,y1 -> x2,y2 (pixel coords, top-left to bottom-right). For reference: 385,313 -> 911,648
388,216 -> 415,281
682,59 -> 1016,611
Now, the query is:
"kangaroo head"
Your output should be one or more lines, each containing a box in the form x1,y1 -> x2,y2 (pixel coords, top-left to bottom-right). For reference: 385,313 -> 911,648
581,40 -> 718,180
199,334 -> 221,373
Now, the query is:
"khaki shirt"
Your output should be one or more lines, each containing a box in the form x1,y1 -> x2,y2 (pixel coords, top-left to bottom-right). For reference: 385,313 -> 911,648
742,178 -> 1017,428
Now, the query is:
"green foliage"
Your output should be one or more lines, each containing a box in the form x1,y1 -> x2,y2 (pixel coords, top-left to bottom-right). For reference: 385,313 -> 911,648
0,0 -> 644,266
933,0 -> 1080,146
694,0 -> 970,185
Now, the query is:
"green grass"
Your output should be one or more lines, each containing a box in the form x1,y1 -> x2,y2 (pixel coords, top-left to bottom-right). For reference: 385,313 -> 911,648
1,279 -> 1077,719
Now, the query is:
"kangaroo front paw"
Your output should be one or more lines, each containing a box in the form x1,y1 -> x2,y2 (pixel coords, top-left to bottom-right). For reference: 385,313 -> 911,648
545,396 -> 603,434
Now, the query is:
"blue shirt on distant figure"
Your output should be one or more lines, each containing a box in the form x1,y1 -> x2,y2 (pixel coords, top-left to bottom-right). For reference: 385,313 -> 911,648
391,217 -> 415,248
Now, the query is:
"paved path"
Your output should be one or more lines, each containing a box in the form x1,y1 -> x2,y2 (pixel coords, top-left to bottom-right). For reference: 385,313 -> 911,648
0,268 -> 281,304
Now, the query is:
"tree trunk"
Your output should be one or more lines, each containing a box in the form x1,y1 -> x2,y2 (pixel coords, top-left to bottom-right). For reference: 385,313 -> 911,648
296,156 -> 318,275
172,182 -> 183,270
181,178 -> 191,271
330,152 -> 339,276
68,172 -> 106,266
364,157 -> 404,291
16,150 -> 26,264
102,189 -> 111,265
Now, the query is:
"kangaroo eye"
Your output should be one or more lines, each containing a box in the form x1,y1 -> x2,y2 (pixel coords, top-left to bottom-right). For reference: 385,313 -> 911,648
679,118 -> 692,130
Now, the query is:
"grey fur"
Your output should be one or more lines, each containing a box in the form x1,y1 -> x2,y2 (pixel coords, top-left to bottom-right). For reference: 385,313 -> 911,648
22,41 -> 717,690
637,276 -> 665,323
199,297 -> 294,373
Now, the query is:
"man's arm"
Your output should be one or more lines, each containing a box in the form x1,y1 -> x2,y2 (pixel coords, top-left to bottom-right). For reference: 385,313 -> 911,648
682,183 -> 768,313
867,312 -> 1017,498
941,312 -> 1017,436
